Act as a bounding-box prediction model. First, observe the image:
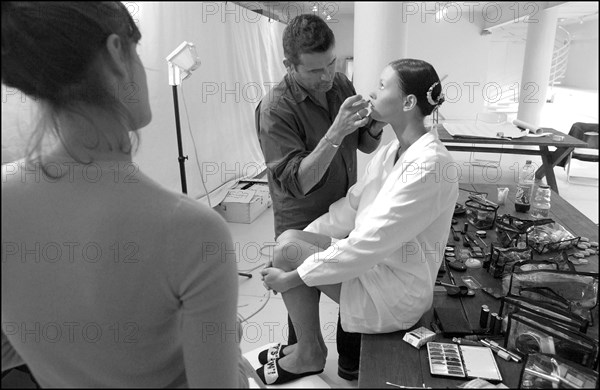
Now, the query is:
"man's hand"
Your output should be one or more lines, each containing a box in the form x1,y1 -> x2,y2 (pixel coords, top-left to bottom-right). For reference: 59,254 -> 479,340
327,95 -> 370,144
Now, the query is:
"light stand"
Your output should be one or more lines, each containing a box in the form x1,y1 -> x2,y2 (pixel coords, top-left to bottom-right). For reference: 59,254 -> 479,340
167,41 -> 201,194
166,42 -> 251,279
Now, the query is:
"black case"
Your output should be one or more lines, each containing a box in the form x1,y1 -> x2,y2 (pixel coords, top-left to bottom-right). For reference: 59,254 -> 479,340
434,306 -> 472,336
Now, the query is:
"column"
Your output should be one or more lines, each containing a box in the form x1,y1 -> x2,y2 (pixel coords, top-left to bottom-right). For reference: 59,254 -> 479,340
353,2 -> 408,172
517,6 -> 560,126
353,2 -> 407,97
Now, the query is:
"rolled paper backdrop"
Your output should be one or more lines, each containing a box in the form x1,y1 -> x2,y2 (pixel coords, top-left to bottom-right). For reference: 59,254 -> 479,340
512,119 -> 542,134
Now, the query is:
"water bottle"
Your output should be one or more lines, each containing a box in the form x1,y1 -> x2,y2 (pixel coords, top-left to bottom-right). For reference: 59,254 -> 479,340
530,185 -> 551,219
515,160 -> 535,213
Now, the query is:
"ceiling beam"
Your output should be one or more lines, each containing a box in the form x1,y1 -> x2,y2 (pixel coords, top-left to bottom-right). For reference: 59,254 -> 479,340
482,2 -> 567,33
231,1 -> 283,23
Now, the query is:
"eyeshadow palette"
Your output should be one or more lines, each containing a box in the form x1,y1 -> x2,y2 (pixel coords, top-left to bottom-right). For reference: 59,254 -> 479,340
426,342 -> 502,381
427,342 -> 466,377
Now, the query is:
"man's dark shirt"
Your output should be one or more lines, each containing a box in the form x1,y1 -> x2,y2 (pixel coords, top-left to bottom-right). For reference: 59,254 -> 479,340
256,72 -> 364,238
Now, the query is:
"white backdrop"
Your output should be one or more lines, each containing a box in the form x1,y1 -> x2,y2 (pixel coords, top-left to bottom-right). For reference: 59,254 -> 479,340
1,2 -> 287,201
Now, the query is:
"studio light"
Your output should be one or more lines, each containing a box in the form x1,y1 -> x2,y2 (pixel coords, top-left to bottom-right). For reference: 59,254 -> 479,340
166,41 -> 201,194
165,43 -> 252,280
167,41 -> 201,86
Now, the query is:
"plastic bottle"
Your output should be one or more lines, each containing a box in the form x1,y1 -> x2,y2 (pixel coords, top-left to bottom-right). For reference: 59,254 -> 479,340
530,184 -> 551,219
514,160 -> 535,213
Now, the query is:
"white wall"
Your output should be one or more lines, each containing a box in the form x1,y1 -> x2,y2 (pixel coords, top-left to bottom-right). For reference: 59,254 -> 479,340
561,19 -> 599,90
331,6 -> 492,122
327,8 -> 600,119
486,40 -> 527,106
405,11 -> 491,121
327,13 -> 355,75
334,4 -> 493,174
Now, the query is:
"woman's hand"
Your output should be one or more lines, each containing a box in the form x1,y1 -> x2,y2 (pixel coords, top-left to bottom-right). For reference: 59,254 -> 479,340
367,118 -> 387,135
261,267 -> 296,294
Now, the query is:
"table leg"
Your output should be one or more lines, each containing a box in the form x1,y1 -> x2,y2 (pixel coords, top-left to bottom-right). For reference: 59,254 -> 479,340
535,146 -> 573,194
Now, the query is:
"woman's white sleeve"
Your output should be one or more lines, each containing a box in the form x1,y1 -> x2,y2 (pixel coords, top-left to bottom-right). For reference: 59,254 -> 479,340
298,162 -> 455,286
303,180 -> 363,239
303,149 -> 377,238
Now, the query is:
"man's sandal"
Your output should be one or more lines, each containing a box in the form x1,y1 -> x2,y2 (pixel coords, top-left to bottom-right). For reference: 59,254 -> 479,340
256,358 -> 324,385
257,343 -> 289,365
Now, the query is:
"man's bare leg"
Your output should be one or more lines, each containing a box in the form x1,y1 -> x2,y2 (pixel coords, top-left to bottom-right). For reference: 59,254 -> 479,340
271,230 -> 341,374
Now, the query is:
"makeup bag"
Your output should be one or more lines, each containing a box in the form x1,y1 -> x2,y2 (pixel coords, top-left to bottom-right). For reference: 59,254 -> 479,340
495,214 -> 532,248
465,194 -> 499,230
510,258 -> 575,273
518,352 -> 598,389
488,244 -> 532,279
528,222 -> 581,254
506,269 -> 598,322
494,214 -> 554,249
500,294 -> 589,334
505,311 -> 599,369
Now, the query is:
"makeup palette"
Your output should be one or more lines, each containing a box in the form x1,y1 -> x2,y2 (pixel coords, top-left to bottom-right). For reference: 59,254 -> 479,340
427,342 -> 502,381
427,342 -> 466,377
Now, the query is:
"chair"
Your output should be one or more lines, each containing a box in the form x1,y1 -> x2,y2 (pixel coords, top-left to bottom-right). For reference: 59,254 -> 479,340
564,123 -> 599,186
468,112 -> 507,167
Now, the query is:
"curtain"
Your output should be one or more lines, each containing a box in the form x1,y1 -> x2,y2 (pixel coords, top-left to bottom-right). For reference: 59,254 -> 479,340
1,2 -> 286,203
135,2 -> 286,200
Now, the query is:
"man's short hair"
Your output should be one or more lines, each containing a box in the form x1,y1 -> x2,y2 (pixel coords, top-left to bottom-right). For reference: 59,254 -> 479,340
283,14 -> 335,66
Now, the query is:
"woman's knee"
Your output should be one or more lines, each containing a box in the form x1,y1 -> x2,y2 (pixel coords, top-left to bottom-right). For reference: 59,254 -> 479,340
276,229 -> 304,244
273,230 -> 309,271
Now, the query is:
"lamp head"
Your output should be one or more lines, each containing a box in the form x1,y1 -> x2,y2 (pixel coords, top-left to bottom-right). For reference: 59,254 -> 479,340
166,41 -> 201,84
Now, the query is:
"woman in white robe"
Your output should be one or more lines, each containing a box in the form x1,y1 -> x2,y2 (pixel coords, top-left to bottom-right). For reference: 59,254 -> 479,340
256,58 -> 459,385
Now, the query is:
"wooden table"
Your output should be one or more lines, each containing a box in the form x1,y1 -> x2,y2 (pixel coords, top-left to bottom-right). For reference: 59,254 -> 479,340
436,125 -> 589,195
358,182 -> 599,388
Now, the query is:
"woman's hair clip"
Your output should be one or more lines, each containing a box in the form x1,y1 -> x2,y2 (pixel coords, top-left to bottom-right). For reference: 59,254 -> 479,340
436,91 -> 445,107
426,81 -> 443,107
